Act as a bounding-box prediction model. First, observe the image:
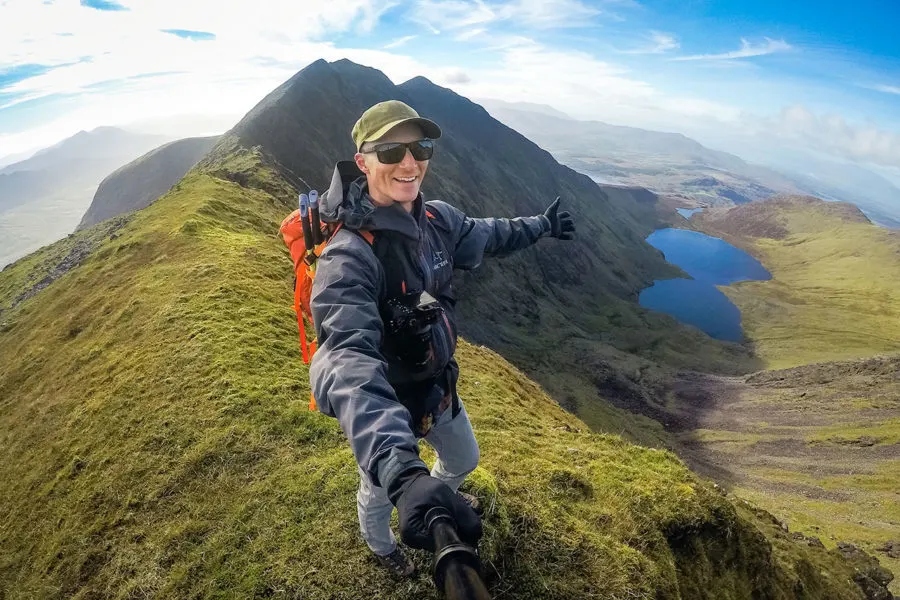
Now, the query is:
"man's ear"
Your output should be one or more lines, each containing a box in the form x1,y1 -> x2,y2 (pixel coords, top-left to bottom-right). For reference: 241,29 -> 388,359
354,152 -> 369,174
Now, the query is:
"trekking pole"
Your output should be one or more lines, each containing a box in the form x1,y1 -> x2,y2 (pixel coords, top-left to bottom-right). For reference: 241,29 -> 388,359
426,507 -> 491,600
299,193 -> 315,266
309,189 -> 323,245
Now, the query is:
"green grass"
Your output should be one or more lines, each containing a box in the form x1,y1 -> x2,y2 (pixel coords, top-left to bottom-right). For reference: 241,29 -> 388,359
0,150 -> 870,599
695,197 -> 900,370
0,215 -> 131,315
807,418 -> 900,446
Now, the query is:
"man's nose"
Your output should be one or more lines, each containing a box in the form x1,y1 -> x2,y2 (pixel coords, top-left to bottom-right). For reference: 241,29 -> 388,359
399,147 -> 417,168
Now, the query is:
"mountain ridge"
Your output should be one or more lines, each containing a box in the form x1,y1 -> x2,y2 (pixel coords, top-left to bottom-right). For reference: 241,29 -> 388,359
77,135 -> 220,230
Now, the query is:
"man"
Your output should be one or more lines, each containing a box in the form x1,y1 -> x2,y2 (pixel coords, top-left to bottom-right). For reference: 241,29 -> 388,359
309,100 -> 575,577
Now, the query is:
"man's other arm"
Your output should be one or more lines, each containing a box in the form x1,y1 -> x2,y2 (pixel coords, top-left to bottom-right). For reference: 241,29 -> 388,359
426,200 -> 551,270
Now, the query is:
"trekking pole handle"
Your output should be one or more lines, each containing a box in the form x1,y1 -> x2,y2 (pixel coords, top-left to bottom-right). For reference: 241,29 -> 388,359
426,507 -> 492,600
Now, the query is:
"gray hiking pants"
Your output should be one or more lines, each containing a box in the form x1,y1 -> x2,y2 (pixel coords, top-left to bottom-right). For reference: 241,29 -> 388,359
356,399 -> 480,556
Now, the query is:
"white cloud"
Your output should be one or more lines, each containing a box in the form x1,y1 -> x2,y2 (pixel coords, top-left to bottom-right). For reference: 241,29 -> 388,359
454,28 -> 487,41
500,0 -> 600,29
619,30 -> 679,54
409,0 -> 496,33
871,83 -> 900,96
0,0 -> 432,155
672,37 -> 791,61
408,0 -> 600,33
384,35 -> 418,48
446,38 -> 742,128
437,67 -> 471,84
743,105 -> 900,168
0,0 -> 398,70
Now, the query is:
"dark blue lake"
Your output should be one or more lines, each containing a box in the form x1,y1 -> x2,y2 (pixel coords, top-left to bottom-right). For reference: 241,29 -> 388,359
639,228 -> 771,341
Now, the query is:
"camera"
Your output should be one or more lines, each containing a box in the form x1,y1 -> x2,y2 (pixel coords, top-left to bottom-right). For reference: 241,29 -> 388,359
382,291 -> 444,371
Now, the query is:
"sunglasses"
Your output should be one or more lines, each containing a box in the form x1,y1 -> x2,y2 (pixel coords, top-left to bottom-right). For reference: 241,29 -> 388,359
362,139 -> 434,164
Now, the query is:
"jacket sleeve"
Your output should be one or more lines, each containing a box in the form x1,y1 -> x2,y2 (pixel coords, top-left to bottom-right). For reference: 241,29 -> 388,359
309,231 -> 428,490
426,200 -> 549,271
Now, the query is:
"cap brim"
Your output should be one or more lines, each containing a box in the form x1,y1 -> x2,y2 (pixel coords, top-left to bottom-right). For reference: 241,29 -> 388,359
360,117 -> 442,150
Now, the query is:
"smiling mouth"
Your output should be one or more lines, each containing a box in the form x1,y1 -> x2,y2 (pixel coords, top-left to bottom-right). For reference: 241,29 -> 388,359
394,176 -> 417,183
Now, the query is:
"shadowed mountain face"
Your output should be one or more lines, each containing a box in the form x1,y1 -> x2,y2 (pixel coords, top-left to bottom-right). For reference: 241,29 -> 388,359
204,58 -> 755,424
0,127 -> 173,268
77,136 -> 220,230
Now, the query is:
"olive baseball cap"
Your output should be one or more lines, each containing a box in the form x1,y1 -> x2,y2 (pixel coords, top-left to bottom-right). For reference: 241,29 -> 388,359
352,100 -> 442,151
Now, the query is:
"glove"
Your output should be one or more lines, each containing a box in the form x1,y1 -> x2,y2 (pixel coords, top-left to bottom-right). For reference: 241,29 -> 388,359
388,469 -> 483,551
541,196 -> 576,240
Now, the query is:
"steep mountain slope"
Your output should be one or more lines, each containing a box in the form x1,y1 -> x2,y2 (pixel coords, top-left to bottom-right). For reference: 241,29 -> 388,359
692,196 -> 900,369
0,127 -> 174,268
77,136 -> 220,230
0,136 -> 880,599
202,58 -> 756,440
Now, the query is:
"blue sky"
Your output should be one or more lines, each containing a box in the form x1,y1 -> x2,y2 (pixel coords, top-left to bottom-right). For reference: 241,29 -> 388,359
1,0 -> 898,174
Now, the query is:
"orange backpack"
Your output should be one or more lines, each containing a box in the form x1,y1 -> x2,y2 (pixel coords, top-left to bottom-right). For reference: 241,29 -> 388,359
279,191 -> 373,410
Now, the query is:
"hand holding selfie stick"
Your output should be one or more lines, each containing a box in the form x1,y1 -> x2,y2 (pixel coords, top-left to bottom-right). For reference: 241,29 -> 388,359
426,507 -> 491,600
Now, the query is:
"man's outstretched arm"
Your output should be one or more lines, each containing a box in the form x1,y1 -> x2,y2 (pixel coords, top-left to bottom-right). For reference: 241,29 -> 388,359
309,231 -> 427,490
427,197 -> 575,270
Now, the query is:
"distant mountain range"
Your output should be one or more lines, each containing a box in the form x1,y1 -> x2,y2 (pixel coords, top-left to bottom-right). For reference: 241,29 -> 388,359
481,100 -> 900,228
0,127 -> 175,268
77,136 -> 220,230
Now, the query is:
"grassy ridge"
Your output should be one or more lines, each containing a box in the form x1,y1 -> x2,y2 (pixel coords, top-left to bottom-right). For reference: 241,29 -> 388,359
0,153 -> 869,599
693,196 -> 900,369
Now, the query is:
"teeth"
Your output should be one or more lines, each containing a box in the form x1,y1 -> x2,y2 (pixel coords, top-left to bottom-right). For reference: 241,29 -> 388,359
396,177 -> 416,182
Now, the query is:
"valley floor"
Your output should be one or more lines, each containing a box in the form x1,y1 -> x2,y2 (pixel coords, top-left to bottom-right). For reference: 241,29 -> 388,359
664,356 -> 900,595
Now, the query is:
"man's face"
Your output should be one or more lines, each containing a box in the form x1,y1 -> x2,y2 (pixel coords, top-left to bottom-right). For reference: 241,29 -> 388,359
354,122 -> 430,211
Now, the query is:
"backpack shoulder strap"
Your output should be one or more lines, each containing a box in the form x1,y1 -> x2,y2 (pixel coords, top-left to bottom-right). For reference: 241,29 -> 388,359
358,229 -> 375,245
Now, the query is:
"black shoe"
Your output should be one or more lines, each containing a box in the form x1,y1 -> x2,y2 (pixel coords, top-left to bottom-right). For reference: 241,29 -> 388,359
458,490 -> 483,516
373,547 -> 416,579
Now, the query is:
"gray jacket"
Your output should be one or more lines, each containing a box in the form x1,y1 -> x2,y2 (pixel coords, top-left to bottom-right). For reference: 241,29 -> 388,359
309,161 -> 549,493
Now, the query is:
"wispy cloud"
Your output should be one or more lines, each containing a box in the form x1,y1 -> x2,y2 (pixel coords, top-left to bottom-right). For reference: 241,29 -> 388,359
383,35 -> 417,49
870,83 -> 900,96
80,0 -> 128,11
504,0 -> 601,29
454,28 -> 486,41
161,29 -> 216,41
409,0 -> 601,34
619,31 -> 679,54
409,0 -> 496,34
672,38 -> 791,61
437,67 -> 471,84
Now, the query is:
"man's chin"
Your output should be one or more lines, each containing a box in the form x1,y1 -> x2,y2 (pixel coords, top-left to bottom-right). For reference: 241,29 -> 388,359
392,188 -> 420,204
